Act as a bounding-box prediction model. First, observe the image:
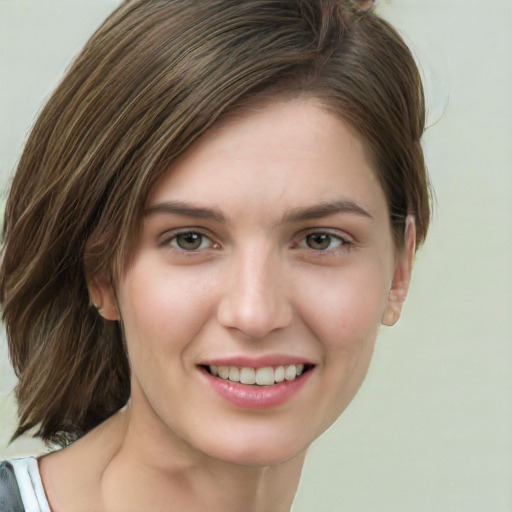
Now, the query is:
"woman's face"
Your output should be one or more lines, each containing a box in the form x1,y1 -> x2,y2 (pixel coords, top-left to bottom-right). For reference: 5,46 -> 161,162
96,99 -> 413,466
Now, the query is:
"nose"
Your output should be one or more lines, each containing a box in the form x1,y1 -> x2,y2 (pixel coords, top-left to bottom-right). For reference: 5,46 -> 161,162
217,246 -> 293,339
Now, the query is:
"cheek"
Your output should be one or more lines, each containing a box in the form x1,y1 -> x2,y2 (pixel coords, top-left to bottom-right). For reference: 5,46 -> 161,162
118,263 -> 219,353
299,263 -> 389,343
288,265 -> 389,434
296,262 -> 390,393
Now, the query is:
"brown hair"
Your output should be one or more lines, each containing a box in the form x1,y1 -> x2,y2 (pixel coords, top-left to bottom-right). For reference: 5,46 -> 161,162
0,0 -> 430,445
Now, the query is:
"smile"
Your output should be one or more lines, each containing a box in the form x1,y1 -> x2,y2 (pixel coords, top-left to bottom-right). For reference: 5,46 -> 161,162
201,362 -> 314,409
206,364 -> 310,386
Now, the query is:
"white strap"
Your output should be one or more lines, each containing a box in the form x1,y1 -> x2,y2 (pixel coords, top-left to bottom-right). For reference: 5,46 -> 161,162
9,457 -> 51,512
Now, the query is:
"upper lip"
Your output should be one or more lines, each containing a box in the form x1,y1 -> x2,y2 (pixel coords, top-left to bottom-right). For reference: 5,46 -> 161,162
198,354 -> 315,368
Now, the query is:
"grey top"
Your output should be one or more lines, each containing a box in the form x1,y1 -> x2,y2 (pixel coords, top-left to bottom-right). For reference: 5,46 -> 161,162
5,457 -> 51,512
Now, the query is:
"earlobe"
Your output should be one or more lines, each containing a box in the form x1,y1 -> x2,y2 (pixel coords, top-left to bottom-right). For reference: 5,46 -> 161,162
381,290 -> 404,327
382,215 -> 416,327
88,274 -> 120,321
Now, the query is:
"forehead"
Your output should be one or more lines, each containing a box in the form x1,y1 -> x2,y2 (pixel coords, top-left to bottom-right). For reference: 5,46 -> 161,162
147,99 -> 387,223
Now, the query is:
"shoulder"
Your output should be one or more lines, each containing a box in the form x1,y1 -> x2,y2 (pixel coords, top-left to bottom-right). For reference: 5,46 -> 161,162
0,457 -> 51,512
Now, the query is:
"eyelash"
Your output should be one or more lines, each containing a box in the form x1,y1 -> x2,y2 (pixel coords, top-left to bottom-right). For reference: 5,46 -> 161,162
161,229 -> 353,255
161,229 -> 218,253
296,230 -> 354,254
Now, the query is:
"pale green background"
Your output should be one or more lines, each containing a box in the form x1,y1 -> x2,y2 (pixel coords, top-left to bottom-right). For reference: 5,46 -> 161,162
1,1 -> 511,510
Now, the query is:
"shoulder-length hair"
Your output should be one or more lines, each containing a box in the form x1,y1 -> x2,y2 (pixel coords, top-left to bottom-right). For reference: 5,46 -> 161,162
0,0 -> 430,445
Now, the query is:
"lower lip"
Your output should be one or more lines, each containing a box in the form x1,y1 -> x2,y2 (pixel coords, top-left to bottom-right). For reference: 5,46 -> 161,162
201,367 -> 313,409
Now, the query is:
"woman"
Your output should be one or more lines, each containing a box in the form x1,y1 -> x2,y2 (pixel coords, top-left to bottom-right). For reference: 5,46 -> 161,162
0,0 -> 430,510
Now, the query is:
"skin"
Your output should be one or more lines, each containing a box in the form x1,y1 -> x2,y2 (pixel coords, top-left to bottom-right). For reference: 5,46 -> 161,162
39,99 -> 415,512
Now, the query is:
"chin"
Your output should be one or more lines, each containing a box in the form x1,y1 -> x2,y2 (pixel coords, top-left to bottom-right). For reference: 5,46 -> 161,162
197,424 -> 312,468
216,446 -> 306,468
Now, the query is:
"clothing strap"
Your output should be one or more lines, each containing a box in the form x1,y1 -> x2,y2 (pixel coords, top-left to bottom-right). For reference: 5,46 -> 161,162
0,460 -> 25,512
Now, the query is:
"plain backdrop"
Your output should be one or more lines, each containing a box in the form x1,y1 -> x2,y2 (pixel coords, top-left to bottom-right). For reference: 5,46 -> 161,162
1,1 -> 511,511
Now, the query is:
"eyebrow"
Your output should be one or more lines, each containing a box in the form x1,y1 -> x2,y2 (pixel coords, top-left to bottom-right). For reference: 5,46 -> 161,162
283,199 -> 374,223
145,200 -> 227,223
145,198 -> 373,224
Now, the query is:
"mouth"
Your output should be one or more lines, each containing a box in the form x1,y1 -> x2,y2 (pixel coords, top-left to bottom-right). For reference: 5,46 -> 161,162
200,363 -> 314,386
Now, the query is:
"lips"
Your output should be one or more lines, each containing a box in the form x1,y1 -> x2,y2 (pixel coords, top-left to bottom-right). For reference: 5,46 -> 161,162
199,357 -> 315,408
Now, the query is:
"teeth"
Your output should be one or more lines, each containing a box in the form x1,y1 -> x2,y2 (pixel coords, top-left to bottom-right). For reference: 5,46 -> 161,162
218,366 -> 229,380
255,367 -> 274,386
228,366 -> 240,382
240,367 -> 256,385
209,363 -> 308,386
284,365 -> 296,381
274,366 -> 285,383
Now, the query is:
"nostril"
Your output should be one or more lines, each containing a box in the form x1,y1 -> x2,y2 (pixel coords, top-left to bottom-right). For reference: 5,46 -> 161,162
216,255 -> 293,338
217,297 -> 292,339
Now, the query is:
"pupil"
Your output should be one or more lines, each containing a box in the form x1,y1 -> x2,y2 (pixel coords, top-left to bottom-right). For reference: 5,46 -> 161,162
177,233 -> 202,250
307,234 -> 331,250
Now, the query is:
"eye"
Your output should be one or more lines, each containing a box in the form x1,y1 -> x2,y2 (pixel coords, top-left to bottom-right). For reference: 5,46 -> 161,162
169,231 -> 214,251
303,232 -> 348,251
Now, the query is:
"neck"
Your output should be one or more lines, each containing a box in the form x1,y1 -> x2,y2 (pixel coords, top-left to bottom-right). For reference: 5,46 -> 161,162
100,402 -> 306,512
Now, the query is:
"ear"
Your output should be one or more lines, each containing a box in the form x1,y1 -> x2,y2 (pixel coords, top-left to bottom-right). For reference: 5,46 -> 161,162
88,274 -> 120,321
381,215 -> 416,326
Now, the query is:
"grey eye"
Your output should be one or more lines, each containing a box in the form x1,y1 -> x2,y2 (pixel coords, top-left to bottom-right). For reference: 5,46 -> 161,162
174,232 -> 207,251
306,233 -> 341,251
